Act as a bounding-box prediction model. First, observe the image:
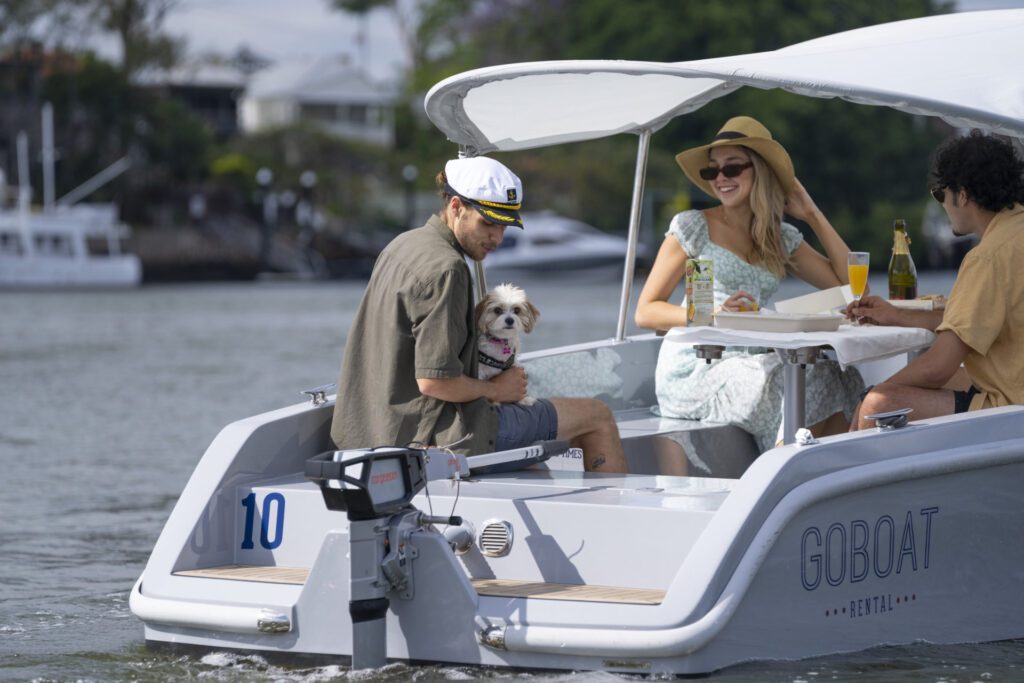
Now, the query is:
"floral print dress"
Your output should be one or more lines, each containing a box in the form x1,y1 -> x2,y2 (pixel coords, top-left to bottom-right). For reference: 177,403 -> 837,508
654,210 -> 865,452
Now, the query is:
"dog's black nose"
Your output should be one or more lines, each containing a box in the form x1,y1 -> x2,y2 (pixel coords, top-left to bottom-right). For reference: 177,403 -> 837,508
504,316 -> 515,326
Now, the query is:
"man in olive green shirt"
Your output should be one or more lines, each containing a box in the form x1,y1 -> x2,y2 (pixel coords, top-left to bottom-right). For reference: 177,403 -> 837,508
848,131 -> 1024,427
332,157 -> 626,472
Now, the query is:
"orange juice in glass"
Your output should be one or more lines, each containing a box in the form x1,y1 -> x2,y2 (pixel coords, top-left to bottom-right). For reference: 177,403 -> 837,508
737,283 -> 761,312
848,251 -> 870,311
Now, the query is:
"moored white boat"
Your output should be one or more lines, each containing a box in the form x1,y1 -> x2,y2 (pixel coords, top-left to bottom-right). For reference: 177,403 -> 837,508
473,210 -> 650,282
0,111 -> 141,289
132,10 -> 1024,675
0,203 -> 142,288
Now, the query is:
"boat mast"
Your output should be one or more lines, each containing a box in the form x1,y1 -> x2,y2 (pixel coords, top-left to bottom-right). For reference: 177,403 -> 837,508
42,102 -> 56,213
16,131 -> 33,258
615,130 -> 650,342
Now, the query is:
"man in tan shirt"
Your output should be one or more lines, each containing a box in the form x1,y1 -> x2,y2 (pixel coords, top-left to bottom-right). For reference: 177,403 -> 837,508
848,131 -> 1024,428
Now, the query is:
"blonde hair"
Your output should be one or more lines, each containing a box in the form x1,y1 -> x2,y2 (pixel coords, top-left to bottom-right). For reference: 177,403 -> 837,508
746,150 -> 789,277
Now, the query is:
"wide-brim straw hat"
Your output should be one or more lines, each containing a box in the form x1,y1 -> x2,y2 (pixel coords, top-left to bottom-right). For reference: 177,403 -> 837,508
675,116 -> 795,198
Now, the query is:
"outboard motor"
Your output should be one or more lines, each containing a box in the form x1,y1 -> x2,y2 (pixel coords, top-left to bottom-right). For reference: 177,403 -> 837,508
305,447 -> 464,670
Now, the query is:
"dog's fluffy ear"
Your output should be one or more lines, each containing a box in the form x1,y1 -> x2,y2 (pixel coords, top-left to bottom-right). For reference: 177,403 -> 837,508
522,300 -> 541,334
474,294 -> 493,332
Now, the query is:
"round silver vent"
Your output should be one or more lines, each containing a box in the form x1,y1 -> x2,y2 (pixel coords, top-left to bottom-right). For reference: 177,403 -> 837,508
478,519 -> 513,557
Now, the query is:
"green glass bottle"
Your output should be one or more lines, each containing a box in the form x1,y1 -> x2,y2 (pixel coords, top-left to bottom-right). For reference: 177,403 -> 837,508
888,219 -> 918,300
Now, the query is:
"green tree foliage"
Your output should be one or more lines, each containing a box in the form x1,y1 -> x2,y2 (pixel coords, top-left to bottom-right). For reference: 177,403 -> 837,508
212,124 -> 399,231
39,54 -> 211,216
331,0 -> 393,13
1,0 -> 203,221
0,0 -> 89,53
0,0 -> 181,76
328,0 -> 420,66
407,0 -> 952,257
140,95 -> 212,182
87,0 -> 181,76
210,152 -> 259,190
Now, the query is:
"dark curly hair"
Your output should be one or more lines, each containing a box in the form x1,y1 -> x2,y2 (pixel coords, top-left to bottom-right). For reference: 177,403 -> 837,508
929,130 -> 1024,212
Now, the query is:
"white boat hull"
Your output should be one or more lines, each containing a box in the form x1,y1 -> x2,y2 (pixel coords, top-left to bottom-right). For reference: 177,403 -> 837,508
1,202 -> 142,288
130,334 -> 1024,674
0,253 -> 142,288
474,210 -> 647,284
131,12 -> 1024,670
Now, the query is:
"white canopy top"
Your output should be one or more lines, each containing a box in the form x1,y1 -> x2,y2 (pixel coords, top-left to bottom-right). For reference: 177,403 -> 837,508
424,10 -> 1024,154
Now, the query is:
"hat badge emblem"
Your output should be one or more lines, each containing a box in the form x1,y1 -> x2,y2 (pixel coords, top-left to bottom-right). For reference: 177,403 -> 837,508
506,188 -> 517,201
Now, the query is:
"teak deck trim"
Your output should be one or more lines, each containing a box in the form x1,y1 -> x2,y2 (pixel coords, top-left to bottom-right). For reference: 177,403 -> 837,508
471,578 -> 665,605
174,566 -> 665,604
174,565 -> 310,585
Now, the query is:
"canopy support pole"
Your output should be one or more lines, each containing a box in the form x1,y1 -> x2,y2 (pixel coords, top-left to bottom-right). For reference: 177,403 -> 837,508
615,130 -> 651,342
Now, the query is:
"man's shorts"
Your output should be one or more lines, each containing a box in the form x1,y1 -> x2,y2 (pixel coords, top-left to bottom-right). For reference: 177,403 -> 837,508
495,399 -> 558,451
953,385 -> 980,414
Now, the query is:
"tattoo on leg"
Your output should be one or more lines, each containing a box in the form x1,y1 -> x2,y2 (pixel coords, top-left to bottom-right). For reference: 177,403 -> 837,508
592,456 -> 606,470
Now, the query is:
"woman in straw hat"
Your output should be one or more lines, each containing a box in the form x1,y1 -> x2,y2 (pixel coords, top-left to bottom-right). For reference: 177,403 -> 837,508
635,116 -> 865,469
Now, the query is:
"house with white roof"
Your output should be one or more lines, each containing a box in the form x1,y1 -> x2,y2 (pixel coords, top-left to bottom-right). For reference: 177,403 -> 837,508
238,56 -> 399,147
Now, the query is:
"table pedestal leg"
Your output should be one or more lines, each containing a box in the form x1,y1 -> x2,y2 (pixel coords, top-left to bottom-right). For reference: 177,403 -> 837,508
778,347 -> 820,445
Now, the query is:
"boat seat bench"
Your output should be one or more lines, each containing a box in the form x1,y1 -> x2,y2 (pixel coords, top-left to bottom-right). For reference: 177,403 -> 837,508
613,407 -> 706,440
174,566 -> 665,605
612,407 -> 760,476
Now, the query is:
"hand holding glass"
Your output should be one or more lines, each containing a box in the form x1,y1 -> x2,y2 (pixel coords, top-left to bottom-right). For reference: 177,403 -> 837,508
847,252 -> 870,301
847,252 -> 870,325
737,284 -> 761,312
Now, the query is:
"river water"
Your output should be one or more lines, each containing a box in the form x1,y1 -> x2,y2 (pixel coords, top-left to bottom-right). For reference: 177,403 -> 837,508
3,272 -> 1023,682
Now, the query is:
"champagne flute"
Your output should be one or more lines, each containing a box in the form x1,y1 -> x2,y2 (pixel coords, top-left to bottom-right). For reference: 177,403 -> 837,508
847,251 -> 870,324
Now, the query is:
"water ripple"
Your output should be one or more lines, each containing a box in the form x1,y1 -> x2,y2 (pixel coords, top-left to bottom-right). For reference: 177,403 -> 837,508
6,277 -> 1014,683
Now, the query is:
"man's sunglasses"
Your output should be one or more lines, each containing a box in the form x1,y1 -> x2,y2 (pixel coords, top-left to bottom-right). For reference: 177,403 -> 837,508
930,187 -> 945,204
698,162 -> 753,181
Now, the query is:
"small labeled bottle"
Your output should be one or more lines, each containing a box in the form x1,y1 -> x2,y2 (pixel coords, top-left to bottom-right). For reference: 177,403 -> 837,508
888,219 -> 918,300
685,258 -> 714,325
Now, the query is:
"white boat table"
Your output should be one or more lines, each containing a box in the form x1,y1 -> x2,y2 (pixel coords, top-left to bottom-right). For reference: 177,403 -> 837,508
665,323 -> 935,444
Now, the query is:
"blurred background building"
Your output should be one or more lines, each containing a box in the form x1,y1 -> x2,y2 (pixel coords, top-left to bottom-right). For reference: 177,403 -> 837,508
239,56 -> 398,146
1,0 -> 1020,283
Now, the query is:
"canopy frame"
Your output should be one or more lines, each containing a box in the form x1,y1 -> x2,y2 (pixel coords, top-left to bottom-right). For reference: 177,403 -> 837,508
424,10 -> 1024,339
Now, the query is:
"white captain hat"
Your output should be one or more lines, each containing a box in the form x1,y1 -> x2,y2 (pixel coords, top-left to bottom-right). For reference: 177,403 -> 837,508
444,157 -> 524,228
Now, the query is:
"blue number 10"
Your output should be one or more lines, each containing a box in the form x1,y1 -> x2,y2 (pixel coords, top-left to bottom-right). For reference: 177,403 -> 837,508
240,492 -> 285,550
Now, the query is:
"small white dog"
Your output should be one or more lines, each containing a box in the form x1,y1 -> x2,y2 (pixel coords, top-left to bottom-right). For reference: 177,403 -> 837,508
475,283 -> 539,405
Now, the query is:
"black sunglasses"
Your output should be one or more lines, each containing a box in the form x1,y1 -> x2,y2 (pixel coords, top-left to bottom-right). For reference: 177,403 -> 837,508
698,162 -> 753,181
930,187 -> 945,204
